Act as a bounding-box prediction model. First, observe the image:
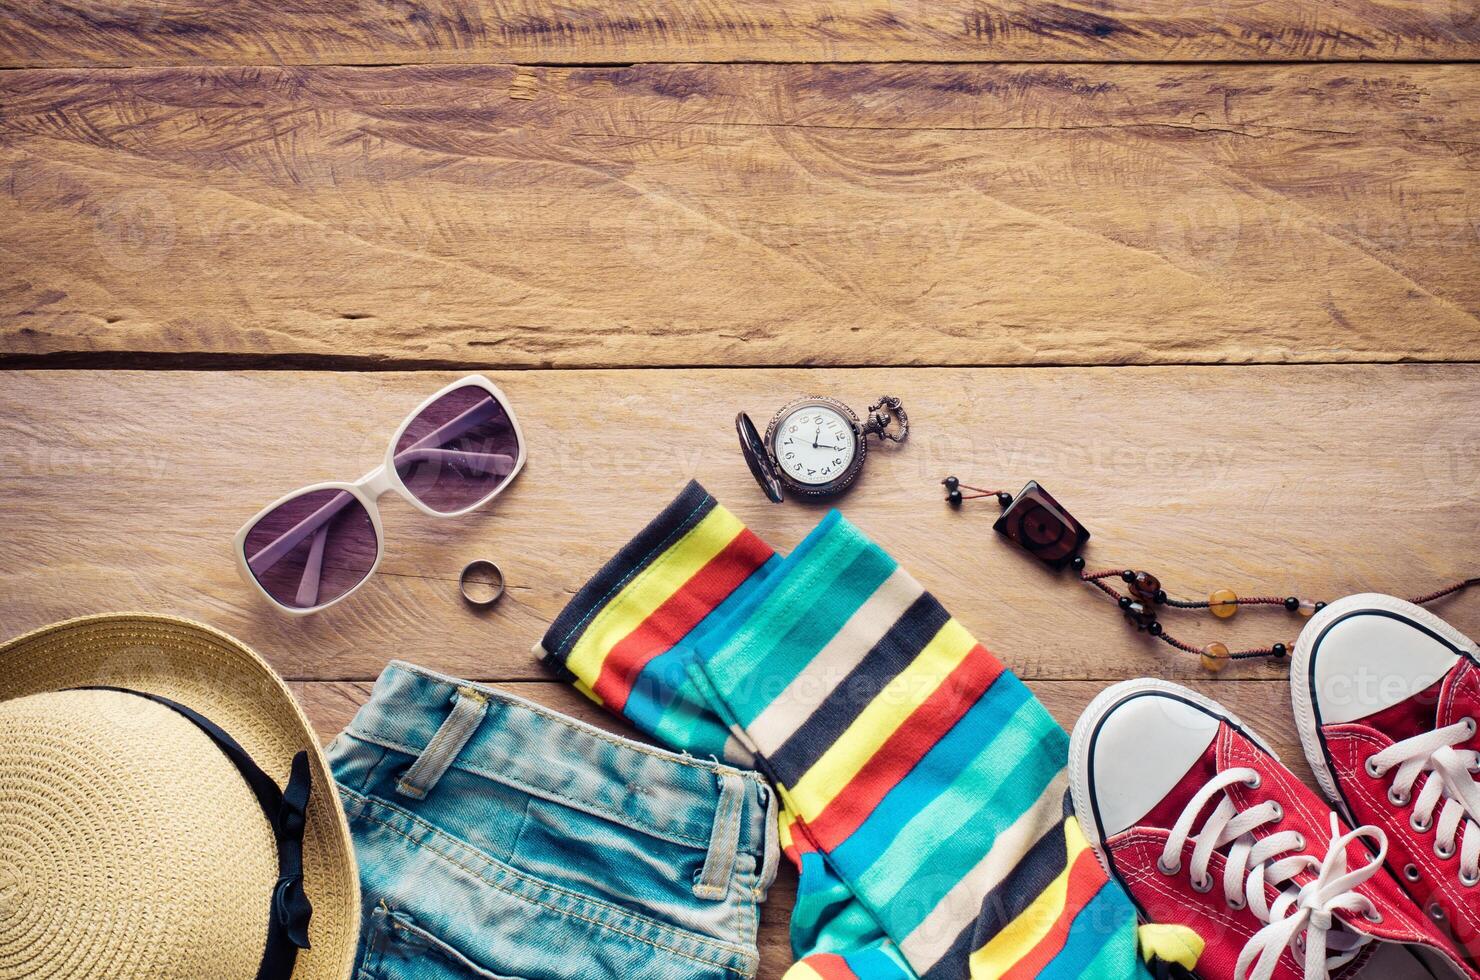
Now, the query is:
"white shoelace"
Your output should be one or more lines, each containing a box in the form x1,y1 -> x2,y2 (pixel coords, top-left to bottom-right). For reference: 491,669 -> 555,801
1367,716 -> 1480,884
1160,767 -> 1387,980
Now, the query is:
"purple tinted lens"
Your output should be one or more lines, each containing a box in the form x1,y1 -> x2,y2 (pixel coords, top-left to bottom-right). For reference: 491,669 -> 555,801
394,385 -> 520,514
244,489 -> 378,609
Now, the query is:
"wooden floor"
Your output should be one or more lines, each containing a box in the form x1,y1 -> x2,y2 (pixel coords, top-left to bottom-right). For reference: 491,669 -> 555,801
2,3 -> 1478,975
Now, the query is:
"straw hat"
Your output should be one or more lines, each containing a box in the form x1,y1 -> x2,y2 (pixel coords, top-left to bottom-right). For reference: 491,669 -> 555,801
0,614 -> 360,980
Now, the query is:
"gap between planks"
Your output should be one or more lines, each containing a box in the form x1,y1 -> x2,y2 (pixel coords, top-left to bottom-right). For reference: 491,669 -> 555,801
288,675 -> 1302,684
5,59 -> 1480,71
6,355 -> 1480,372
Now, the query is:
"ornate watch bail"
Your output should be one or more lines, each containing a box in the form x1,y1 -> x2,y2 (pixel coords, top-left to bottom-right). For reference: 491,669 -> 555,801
865,396 -> 908,443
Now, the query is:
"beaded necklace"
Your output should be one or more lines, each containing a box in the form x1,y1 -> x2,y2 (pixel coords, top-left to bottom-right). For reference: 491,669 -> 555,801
943,476 -> 1478,672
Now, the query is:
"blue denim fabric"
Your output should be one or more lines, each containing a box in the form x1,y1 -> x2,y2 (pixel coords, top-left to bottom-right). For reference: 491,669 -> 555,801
328,662 -> 777,980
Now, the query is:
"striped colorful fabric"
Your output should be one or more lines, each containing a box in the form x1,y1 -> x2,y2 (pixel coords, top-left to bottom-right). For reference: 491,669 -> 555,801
538,482 -> 1149,980
539,481 -> 780,762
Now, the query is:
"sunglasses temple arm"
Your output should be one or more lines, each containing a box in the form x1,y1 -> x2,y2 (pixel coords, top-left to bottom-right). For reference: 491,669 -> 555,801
247,491 -> 357,575
398,396 -> 499,458
294,526 -> 328,607
393,448 -> 517,475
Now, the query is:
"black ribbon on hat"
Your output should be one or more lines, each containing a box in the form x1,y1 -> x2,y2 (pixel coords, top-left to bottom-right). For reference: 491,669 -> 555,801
75,686 -> 314,980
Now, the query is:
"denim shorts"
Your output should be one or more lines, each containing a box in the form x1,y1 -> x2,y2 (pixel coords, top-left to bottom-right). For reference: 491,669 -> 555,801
327,662 -> 778,980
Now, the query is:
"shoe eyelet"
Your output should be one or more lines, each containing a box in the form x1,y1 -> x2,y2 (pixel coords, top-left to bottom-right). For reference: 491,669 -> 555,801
1462,870 -> 1480,887
1364,906 -> 1384,924
1429,902 -> 1447,923
1390,787 -> 1410,807
1191,875 -> 1213,894
1365,757 -> 1383,778
1465,717 -> 1477,736
1436,840 -> 1456,859
1157,856 -> 1181,876
1293,833 -> 1306,851
1269,802 -> 1283,821
1228,896 -> 1247,910
1412,813 -> 1433,833
1245,773 -> 1262,789
1405,864 -> 1423,882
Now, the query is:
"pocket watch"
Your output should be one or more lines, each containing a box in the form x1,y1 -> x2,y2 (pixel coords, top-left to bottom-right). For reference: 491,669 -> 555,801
736,395 -> 908,502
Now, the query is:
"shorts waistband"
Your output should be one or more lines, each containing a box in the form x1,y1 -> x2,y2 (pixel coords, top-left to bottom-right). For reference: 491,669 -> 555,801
346,661 -> 774,866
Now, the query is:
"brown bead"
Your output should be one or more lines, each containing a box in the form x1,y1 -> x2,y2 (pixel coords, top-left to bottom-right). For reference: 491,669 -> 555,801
1201,641 -> 1230,672
1128,571 -> 1162,602
1209,588 -> 1239,619
1123,600 -> 1157,630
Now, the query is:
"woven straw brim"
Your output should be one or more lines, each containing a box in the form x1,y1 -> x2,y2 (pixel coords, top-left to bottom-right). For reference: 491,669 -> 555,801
0,613 -> 360,980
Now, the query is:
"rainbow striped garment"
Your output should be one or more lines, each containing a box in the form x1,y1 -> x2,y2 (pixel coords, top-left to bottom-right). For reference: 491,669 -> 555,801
538,482 -> 1148,980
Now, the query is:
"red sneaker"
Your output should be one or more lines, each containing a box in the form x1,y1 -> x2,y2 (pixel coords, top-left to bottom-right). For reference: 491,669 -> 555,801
1293,594 -> 1480,964
1071,678 -> 1474,980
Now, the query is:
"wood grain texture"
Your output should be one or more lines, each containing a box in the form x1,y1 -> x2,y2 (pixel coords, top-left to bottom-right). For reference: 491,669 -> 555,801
292,676 -> 1310,979
2,367 -> 1476,684
4,64 -> 1478,369
2,0 -> 1478,67
6,10 -> 1478,974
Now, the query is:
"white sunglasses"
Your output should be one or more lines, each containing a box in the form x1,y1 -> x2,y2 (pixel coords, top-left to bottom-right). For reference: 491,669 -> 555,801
234,375 -> 526,614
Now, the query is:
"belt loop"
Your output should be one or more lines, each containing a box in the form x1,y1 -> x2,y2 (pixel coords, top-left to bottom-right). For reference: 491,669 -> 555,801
694,769 -> 745,900
395,685 -> 489,800
755,780 -> 780,901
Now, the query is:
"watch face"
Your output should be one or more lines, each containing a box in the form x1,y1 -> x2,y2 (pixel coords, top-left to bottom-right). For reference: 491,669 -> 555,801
773,405 -> 858,486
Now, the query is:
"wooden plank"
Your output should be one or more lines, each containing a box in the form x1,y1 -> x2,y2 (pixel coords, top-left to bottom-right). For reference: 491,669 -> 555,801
1,367 -> 1476,683
290,677 -> 1316,791
2,0 -> 1478,67
288,680 -> 1320,787
291,679 -> 1313,771
292,676 -> 1308,979
3,64 -> 1478,368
